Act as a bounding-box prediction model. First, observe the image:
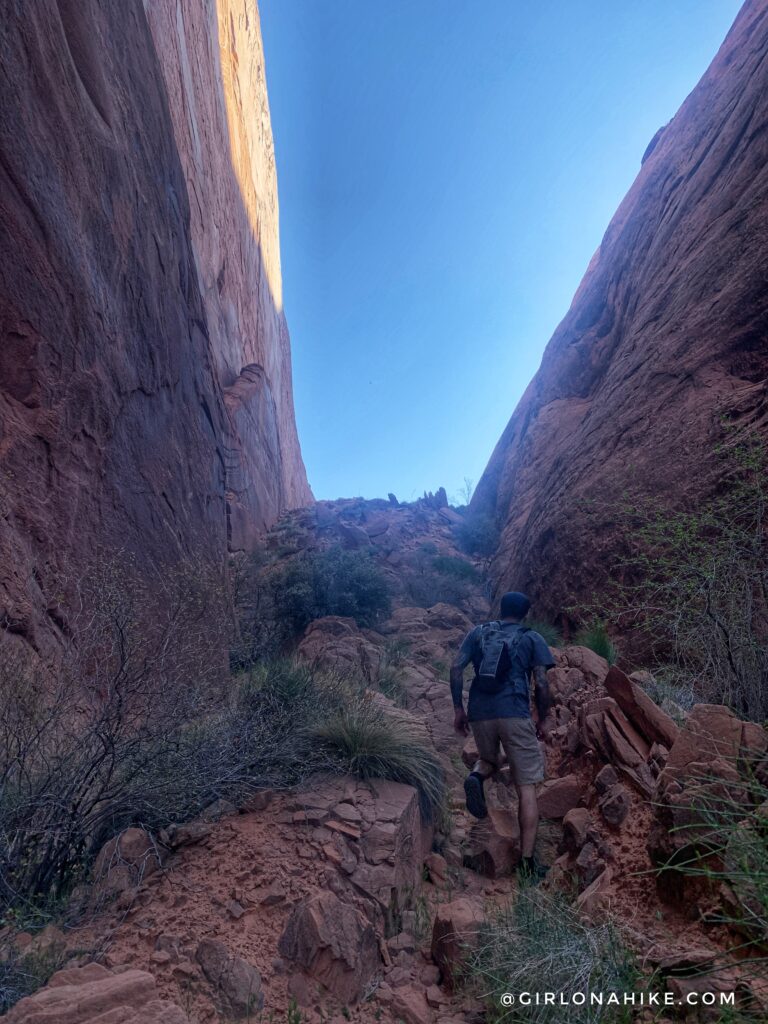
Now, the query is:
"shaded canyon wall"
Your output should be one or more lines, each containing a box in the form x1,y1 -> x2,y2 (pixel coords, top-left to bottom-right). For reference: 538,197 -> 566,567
0,0 -> 310,651
472,0 -> 768,627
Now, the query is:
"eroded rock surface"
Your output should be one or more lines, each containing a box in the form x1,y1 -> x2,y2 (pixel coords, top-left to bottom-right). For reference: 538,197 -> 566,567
0,0 -> 309,652
6,963 -> 189,1023
472,0 -> 768,627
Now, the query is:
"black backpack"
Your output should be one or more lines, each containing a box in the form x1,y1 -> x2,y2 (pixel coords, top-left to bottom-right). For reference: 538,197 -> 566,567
474,621 -> 529,694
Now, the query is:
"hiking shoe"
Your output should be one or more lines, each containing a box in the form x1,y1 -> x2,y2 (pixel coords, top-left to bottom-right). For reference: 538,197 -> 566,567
464,773 -> 488,819
517,856 -> 549,886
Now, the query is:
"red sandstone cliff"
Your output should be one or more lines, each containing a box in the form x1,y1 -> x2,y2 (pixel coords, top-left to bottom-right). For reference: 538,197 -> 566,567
472,0 -> 768,625
0,0 -> 310,649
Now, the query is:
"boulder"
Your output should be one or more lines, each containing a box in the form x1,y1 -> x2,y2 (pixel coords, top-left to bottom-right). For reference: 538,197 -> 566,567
431,897 -> 485,990
390,985 -> 434,1024
6,964 -> 188,1023
576,867 -> 614,922
277,891 -> 379,1003
604,667 -> 680,749
602,711 -> 647,768
463,808 -> 521,877
650,949 -> 717,975
349,779 -> 426,924
662,704 -> 744,785
666,972 -> 741,1016
538,774 -> 586,819
438,506 -> 464,525
298,616 -> 383,682
598,784 -> 630,827
424,852 -> 449,885
91,828 -> 165,904
594,764 -> 619,795
364,516 -> 391,538
546,666 -> 585,704
740,721 -> 768,766
424,603 -> 474,632
196,939 -> 263,1016
561,808 -> 592,856
575,842 -> 607,887
336,521 -> 373,549
556,647 -> 609,688
649,743 -> 752,906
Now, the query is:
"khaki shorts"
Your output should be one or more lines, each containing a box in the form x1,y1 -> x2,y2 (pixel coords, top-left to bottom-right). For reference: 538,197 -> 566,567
470,717 -> 545,786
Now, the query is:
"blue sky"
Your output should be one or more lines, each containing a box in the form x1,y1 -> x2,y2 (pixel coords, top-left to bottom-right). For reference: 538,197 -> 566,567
260,0 -> 742,503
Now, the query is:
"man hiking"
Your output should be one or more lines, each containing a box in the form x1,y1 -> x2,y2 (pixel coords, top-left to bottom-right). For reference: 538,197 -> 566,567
450,590 -> 554,882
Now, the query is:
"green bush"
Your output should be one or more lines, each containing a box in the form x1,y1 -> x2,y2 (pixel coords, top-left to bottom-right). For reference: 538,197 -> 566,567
310,697 -> 445,819
270,546 -> 392,634
454,511 -> 500,558
574,622 -> 618,665
526,619 -> 563,648
467,888 -> 638,1023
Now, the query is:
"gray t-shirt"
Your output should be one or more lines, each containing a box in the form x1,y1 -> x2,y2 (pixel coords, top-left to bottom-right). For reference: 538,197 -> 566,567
456,622 -> 555,721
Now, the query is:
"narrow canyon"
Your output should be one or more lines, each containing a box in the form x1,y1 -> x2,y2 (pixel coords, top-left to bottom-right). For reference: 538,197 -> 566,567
1,2 -> 767,1023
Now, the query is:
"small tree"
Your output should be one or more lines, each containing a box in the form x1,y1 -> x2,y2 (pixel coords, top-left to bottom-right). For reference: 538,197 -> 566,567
596,436 -> 768,720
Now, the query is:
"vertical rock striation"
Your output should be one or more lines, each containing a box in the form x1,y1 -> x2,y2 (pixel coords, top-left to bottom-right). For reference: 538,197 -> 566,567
0,0 -> 309,650
472,0 -> 768,624
144,0 -> 311,547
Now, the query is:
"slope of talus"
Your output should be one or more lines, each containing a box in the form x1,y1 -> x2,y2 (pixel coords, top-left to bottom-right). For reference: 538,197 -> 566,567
9,500 -> 767,1022
471,0 -> 768,625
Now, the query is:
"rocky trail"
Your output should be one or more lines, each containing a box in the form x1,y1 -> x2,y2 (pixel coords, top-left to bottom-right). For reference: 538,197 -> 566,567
7,497 -> 767,1023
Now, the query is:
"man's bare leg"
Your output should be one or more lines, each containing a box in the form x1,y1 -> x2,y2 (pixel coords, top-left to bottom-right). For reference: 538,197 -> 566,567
516,783 -> 539,858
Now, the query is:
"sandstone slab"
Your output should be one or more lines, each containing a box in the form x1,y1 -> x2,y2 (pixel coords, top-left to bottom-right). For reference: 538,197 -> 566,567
277,891 -> 379,1003
6,964 -> 188,1023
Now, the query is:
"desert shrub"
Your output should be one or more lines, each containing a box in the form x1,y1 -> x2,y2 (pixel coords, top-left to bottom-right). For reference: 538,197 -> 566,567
467,887 -> 638,1023
574,622 -> 618,665
269,546 -> 392,635
229,550 -> 288,668
0,647 -> 351,919
593,437 -> 768,720
309,697 -> 445,819
431,554 -> 480,581
0,943 -> 69,1015
400,549 -> 480,608
454,510 -> 500,559
0,559 -> 232,910
637,667 -> 696,715
656,762 -> 768,950
0,550 -> 360,922
374,638 -> 411,705
526,619 -> 563,648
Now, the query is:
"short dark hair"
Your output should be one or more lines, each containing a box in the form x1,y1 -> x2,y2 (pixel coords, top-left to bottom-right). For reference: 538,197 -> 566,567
500,591 -> 531,619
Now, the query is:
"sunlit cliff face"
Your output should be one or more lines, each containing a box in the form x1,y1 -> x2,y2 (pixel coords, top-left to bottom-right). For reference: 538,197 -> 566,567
146,0 -> 284,350
215,0 -> 283,313
144,0 -> 311,514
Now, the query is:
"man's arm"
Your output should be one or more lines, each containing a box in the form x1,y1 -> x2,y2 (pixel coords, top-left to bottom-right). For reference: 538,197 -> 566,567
533,664 -> 553,740
450,630 -> 476,736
